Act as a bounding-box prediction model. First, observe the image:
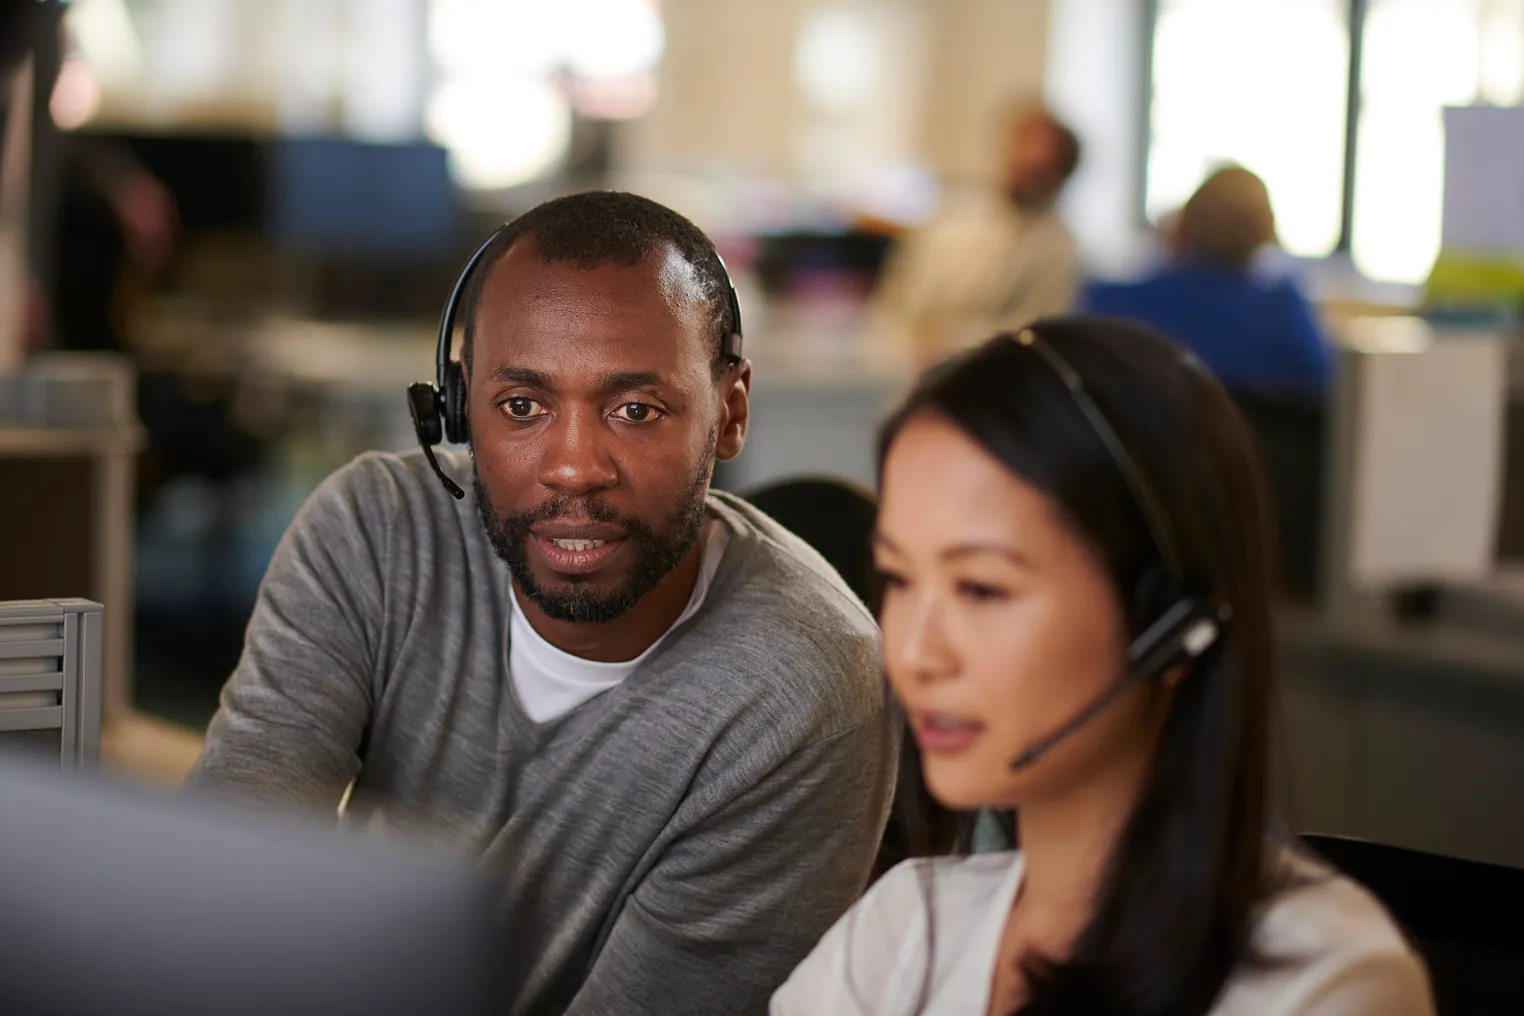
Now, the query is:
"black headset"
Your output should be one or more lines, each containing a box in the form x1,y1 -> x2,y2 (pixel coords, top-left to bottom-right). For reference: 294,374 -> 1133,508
1006,327 -> 1229,770
406,224 -> 746,500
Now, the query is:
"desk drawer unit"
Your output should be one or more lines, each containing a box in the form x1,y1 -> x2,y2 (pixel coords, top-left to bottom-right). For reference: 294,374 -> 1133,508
0,599 -> 101,770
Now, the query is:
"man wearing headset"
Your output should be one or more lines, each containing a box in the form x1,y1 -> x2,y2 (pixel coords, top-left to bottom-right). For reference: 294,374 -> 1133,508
187,191 -> 897,1015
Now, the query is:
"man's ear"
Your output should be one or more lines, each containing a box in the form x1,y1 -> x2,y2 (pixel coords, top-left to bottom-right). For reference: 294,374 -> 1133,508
715,360 -> 751,462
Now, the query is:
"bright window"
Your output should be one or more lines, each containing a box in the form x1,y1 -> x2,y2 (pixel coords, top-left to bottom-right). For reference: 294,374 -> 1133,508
1146,0 -> 1351,258
1146,0 -> 1524,284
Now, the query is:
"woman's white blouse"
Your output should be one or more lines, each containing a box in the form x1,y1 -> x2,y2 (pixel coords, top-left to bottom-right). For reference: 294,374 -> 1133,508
771,850 -> 1433,1015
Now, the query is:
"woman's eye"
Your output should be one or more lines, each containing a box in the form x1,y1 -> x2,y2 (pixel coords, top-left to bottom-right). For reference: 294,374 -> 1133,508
503,397 -> 545,420
874,568 -> 909,590
956,580 -> 1009,603
612,402 -> 662,423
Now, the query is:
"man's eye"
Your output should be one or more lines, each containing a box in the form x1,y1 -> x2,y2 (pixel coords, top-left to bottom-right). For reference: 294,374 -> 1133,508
503,397 -> 545,419
612,402 -> 662,423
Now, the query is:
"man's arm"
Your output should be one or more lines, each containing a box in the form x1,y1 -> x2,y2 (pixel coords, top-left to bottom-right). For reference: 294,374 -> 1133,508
184,460 -> 390,809
566,714 -> 899,1016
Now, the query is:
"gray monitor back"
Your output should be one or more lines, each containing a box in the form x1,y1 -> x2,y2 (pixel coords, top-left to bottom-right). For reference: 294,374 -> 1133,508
0,763 -> 503,1016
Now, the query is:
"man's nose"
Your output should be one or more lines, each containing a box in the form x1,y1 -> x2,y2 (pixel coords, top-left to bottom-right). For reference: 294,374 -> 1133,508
536,407 -> 618,496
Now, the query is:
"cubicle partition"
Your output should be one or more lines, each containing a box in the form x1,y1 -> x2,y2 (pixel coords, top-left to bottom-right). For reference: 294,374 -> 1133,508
0,598 -> 102,769
0,355 -> 141,720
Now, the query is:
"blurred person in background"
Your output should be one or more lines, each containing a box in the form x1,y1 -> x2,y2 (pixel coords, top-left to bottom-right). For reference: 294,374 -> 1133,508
0,0 -> 56,365
873,103 -> 1082,364
1083,166 -> 1332,399
186,191 -> 897,1016
48,138 -> 175,354
773,322 -> 1430,1015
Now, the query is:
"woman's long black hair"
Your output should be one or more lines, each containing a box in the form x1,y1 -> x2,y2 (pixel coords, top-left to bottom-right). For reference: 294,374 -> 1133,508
878,317 -> 1283,1016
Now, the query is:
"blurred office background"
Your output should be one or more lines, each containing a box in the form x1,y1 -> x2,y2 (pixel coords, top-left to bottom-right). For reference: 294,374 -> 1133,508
7,0 -> 1524,867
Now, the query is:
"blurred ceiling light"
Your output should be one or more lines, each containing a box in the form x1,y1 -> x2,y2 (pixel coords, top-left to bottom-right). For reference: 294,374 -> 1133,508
562,0 -> 664,79
64,0 -> 143,85
795,8 -> 882,114
430,0 -> 564,76
50,59 -> 102,130
430,0 -> 662,80
425,76 -> 572,190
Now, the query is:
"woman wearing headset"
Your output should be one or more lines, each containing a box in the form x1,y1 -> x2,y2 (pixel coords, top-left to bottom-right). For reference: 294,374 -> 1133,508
772,320 -> 1431,1015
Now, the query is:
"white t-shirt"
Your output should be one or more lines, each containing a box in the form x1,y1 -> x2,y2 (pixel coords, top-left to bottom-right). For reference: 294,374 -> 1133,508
772,848 -> 1433,1016
509,515 -> 731,723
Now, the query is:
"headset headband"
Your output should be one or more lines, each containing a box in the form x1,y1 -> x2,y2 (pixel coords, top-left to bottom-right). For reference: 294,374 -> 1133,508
1014,327 -> 1184,579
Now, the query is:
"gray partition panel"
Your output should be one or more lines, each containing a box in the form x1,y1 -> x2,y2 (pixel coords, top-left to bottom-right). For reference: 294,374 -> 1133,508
0,598 -> 102,769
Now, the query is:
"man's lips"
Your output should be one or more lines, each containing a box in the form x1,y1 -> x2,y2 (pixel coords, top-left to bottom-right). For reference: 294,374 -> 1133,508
529,521 -> 628,575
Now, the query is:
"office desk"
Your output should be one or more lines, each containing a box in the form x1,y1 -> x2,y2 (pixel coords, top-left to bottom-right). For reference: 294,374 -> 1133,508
1281,608 -> 1524,868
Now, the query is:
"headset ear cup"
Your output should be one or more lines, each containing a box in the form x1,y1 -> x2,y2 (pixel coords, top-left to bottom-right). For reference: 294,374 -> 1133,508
442,362 -> 469,445
1128,564 -> 1181,678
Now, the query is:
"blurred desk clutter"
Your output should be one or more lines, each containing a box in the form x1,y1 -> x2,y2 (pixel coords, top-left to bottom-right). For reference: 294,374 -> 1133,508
1322,317 -> 1510,611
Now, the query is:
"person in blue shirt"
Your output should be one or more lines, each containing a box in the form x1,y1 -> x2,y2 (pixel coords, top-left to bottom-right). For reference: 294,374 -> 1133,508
1083,167 -> 1332,398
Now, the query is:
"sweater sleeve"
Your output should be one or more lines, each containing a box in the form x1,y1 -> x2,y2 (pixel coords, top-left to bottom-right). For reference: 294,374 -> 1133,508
564,714 -> 899,1016
183,457 -> 393,810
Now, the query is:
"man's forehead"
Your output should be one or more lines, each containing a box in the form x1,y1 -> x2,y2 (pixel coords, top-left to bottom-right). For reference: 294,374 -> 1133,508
483,238 -> 705,312
474,241 -> 711,373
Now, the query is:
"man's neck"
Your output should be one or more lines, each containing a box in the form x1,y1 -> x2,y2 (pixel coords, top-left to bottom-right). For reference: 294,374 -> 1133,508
1004,188 -> 1057,217
513,541 -> 704,663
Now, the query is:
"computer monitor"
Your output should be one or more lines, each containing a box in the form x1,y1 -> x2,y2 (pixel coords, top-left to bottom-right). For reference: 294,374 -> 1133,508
0,759 -> 503,1016
266,137 -> 459,260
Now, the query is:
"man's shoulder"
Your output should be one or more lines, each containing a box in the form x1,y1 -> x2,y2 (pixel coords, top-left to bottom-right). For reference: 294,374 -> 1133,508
321,448 -> 463,498
1027,205 -> 1079,258
302,449 -> 471,526
673,492 -> 884,738
707,490 -> 877,638
283,450 -> 481,579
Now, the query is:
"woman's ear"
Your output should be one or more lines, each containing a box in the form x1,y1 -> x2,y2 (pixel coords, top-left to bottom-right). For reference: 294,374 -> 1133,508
715,360 -> 752,462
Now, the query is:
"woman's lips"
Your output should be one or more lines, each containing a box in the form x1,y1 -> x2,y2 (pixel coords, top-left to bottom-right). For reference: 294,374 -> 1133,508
910,711 -> 986,755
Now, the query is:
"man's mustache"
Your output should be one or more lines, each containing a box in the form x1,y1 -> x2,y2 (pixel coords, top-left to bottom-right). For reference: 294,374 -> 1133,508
503,495 -> 644,532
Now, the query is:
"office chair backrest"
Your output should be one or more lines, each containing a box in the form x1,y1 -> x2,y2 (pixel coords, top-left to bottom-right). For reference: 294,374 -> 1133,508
1303,834 -> 1524,1015
1230,390 -> 1326,602
744,475 -> 879,609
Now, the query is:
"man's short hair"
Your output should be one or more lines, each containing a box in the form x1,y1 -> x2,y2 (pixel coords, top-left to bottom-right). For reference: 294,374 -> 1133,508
1008,103 -> 1083,187
459,191 -> 737,378
1046,115 -> 1082,185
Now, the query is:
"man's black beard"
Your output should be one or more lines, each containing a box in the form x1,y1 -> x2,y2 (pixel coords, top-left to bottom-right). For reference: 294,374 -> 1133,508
473,462 -> 711,625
